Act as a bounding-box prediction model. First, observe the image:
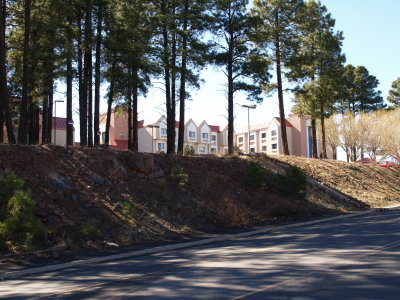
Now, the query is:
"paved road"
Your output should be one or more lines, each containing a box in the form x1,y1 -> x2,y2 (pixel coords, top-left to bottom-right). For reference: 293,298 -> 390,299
1,210 -> 400,299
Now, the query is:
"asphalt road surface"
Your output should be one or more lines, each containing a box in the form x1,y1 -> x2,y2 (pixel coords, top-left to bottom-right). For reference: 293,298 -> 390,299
1,210 -> 400,299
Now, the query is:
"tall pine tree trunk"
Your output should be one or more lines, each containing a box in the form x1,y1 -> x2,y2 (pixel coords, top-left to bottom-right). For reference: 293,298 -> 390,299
105,56 -> 116,148
177,0 -> 188,156
311,118 -> 317,158
46,79 -> 53,144
0,0 -> 14,144
227,15 -> 234,155
66,16 -> 74,146
88,61 -> 93,147
132,66 -> 139,152
320,101 -> 327,159
161,0 -> 173,154
169,2 -> 177,154
85,0 -> 93,148
275,34 -> 289,155
18,0 -> 32,144
93,0 -> 103,147
127,61 -> 132,151
41,90 -> 48,144
77,13 -> 87,146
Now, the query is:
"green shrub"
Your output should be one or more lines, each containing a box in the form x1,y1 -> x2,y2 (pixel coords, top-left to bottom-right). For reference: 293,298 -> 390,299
244,162 -> 267,188
81,220 -> 101,239
169,166 -> 189,187
120,201 -> 137,221
273,166 -> 307,199
0,172 -> 25,221
0,172 -> 44,251
184,145 -> 195,156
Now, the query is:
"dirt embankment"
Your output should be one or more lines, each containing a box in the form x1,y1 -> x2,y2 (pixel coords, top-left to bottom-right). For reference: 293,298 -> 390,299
0,145 -> 398,254
267,155 -> 400,208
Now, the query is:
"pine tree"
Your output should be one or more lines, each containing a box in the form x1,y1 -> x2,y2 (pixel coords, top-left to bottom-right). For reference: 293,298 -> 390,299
0,0 -> 16,144
387,77 -> 400,109
251,0 -> 304,156
212,0 -> 270,155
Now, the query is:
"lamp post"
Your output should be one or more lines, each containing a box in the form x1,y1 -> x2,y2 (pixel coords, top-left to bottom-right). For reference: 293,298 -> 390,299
54,100 -> 64,145
147,125 -> 160,153
242,104 -> 256,154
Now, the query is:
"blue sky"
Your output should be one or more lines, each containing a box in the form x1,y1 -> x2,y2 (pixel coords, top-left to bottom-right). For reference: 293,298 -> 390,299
139,0 -> 400,129
67,0 -> 400,137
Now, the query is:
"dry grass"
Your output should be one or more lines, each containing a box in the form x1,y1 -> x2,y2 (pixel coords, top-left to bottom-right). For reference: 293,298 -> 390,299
266,154 -> 400,208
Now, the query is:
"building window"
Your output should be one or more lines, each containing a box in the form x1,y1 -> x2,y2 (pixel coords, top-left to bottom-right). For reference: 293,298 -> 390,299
202,133 -> 209,139
262,146 -> 267,152
101,132 -> 106,144
161,128 -> 167,135
261,132 -> 266,139
158,143 -> 165,150
249,135 -> 255,141
189,131 -> 196,138
211,148 -> 216,153
119,133 -> 126,139
238,137 -> 243,143
250,148 -> 255,153
272,143 -> 277,150
211,135 -> 217,142
271,130 -> 277,136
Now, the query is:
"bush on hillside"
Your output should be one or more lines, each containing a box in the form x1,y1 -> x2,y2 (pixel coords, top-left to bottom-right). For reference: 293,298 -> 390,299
81,220 -> 101,239
244,162 -> 268,188
273,166 -> 307,199
120,200 -> 137,221
0,172 -> 44,251
169,166 -> 189,188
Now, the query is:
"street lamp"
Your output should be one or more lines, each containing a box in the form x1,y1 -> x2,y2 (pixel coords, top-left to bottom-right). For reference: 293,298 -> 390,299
54,100 -> 65,145
242,104 -> 256,154
147,125 -> 160,153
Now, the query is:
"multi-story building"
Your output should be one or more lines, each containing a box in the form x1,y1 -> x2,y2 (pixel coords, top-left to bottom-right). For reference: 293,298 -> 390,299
137,116 -> 225,154
99,111 -> 144,150
236,114 -> 322,158
99,110 -> 321,158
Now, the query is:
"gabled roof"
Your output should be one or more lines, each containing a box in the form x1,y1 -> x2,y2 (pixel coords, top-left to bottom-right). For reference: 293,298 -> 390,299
209,125 -> 220,133
274,117 -> 293,127
185,118 -> 197,127
198,120 -> 209,128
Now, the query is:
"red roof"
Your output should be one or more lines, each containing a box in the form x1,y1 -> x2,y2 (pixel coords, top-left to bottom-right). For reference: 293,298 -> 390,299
274,117 -> 293,127
209,125 -> 220,133
138,120 -> 144,128
52,117 -> 74,130
176,121 -> 180,128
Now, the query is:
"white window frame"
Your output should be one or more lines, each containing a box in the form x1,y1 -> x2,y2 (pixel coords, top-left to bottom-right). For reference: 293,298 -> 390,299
189,131 -> 196,138
158,143 -> 165,150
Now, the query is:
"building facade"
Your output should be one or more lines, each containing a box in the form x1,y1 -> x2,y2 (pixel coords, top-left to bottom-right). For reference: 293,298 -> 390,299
236,114 -> 323,158
99,111 -> 321,158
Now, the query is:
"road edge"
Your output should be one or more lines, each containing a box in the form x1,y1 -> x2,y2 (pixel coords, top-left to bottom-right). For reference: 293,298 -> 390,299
0,208 -> 389,280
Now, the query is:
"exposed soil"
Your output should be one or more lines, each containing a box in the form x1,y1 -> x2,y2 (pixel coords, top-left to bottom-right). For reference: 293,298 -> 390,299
268,154 -> 400,208
0,145 -> 398,260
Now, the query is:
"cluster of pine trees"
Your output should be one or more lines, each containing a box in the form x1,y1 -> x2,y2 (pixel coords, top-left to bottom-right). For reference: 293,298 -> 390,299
0,0 -> 390,156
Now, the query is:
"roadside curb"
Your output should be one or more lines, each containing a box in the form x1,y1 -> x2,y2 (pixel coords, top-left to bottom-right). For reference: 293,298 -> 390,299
0,209 -> 379,280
